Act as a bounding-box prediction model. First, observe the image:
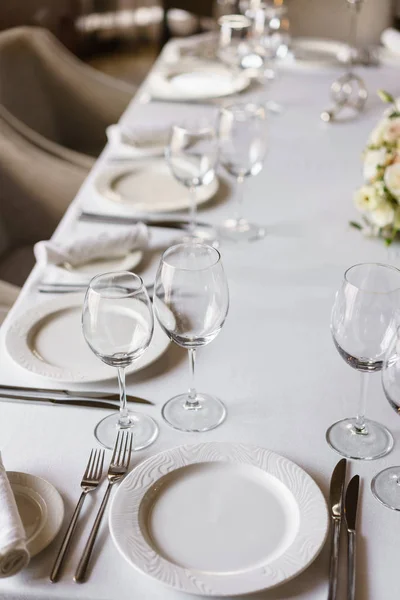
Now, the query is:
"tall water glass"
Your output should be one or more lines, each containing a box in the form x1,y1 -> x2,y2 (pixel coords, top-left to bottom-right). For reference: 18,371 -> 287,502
327,263 -> 400,460
82,272 -> 158,450
372,327 -> 400,509
166,123 -> 219,243
153,243 -> 229,431
218,102 -> 268,242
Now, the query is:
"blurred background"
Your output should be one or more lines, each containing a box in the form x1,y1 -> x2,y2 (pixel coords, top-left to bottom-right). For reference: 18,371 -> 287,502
0,0 -> 397,87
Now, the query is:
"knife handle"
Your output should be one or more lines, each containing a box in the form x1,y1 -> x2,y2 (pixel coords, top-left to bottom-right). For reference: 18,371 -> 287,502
328,518 -> 340,600
347,530 -> 356,600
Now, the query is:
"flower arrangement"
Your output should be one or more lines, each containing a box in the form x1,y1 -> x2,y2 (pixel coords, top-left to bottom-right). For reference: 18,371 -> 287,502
352,90 -> 400,244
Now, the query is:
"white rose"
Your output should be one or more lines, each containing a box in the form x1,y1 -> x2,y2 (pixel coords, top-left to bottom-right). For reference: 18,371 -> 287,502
354,185 -> 381,211
369,201 -> 395,228
363,148 -> 387,181
384,163 -> 400,201
369,118 -> 390,145
383,116 -> 400,144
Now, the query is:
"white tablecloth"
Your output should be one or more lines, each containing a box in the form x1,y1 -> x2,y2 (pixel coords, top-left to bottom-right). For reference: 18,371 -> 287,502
0,41 -> 399,600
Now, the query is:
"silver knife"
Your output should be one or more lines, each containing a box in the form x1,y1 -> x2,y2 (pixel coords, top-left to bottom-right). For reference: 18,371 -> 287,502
345,475 -> 360,600
0,385 -> 153,405
0,395 -> 119,410
78,211 -> 212,230
328,458 -> 347,600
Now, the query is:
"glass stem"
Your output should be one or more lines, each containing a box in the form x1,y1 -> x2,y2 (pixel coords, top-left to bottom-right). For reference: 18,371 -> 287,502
235,175 -> 245,224
117,367 -> 130,427
355,372 -> 368,433
347,2 -> 360,71
188,185 -> 197,236
185,348 -> 200,409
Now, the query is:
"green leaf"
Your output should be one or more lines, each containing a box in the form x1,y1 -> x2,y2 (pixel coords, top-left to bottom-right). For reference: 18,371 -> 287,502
378,89 -> 395,104
389,111 -> 400,119
349,221 -> 362,230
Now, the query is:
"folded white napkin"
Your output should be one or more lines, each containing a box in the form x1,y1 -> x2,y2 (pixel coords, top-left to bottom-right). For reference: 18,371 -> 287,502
381,28 -> 400,57
0,454 -> 30,577
106,124 -> 169,159
34,225 -> 149,268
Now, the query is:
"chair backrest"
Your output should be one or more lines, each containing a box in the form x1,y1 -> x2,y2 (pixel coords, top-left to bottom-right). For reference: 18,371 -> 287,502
0,113 -> 86,255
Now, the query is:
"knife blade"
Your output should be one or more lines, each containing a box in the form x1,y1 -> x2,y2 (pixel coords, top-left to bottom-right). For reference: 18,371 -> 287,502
0,394 -> 119,410
0,385 -> 153,405
79,211 -> 212,230
345,475 -> 360,600
328,458 -> 347,600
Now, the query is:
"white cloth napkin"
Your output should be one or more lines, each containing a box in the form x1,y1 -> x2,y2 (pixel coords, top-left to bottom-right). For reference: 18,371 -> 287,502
34,225 -> 149,268
0,454 -> 30,577
381,28 -> 400,57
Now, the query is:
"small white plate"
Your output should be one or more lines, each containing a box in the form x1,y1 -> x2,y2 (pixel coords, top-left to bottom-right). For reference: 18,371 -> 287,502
280,38 -> 348,70
5,294 -> 170,383
8,472 -> 64,557
148,61 -> 250,101
58,250 -> 143,278
94,161 -> 219,213
109,442 -> 328,597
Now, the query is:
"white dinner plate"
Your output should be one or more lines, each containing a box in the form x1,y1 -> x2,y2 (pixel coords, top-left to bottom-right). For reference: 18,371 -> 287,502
8,472 -> 64,557
94,161 -> 219,213
5,294 -> 170,383
148,61 -> 250,101
58,250 -> 143,278
280,38 -> 348,70
109,442 -> 328,596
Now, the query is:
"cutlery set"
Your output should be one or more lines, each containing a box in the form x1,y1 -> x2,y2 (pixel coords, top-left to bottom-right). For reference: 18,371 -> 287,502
51,431 -> 132,583
328,458 -> 360,600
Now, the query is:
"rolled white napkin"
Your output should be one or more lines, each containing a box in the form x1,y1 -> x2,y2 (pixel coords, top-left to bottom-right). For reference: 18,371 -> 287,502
34,225 -> 149,268
0,454 -> 30,577
381,28 -> 400,57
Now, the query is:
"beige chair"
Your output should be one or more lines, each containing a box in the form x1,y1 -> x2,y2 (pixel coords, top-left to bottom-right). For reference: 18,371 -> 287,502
0,26 -> 137,170
0,280 -> 20,326
0,115 -> 86,286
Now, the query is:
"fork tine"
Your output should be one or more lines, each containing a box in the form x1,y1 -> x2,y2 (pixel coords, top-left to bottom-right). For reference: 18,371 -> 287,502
124,433 -> 133,469
121,431 -> 129,465
111,431 -> 122,464
116,430 -> 126,465
83,449 -> 94,480
89,449 -> 99,480
95,449 -> 105,481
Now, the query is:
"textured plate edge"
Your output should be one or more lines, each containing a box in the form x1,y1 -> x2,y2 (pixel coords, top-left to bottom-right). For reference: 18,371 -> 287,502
109,442 -> 329,597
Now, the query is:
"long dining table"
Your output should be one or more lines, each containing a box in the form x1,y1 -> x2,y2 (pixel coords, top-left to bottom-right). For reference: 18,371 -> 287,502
0,36 -> 400,600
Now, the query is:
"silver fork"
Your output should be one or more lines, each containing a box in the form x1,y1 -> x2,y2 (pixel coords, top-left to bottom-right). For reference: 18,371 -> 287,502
74,431 -> 133,583
50,448 -> 105,582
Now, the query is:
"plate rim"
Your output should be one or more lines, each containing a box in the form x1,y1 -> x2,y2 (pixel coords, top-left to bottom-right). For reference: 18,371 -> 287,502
7,471 -> 64,557
109,441 -> 329,597
94,160 -> 219,213
5,293 -> 170,383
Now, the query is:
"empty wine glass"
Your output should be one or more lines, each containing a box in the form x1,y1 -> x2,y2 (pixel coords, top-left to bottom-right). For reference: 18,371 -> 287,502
153,243 -> 229,431
218,102 -> 268,242
82,271 -> 158,450
218,14 -> 253,69
372,327 -> 400,509
165,123 -> 219,243
327,263 -> 400,460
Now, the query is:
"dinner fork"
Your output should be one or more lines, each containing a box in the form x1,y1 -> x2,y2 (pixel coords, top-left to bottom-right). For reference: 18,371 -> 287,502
50,448 -> 105,582
74,431 -> 133,583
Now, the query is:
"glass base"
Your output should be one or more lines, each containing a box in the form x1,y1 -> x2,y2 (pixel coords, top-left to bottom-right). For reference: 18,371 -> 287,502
219,218 -> 265,243
161,393 -> 226,432
326,417 -> 393,460
94,411 -> 158,450
371,467 -> 400,511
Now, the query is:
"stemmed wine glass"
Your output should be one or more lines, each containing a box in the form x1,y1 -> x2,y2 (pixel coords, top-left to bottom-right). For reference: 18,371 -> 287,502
372,327 -> 400,510
327,263 -> 400,460
165,123 -> 219,243
218,102 -> 268,242
82,271 -> 158,450
153,243 -> 229,431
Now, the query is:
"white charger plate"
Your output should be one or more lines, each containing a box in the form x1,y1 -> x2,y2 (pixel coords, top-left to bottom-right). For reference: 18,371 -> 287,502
280,38 -> 348,70
8,472 -> 64,557
5,294 -> 170,383
148,62 -> 250,101
109,442 -> 328,597
94,161 -> 219,213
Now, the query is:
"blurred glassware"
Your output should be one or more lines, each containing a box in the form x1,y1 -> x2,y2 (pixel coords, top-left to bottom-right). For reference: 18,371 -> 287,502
165,122 -> 219,244
154,243 -> 229,432
218,102 -> 268,242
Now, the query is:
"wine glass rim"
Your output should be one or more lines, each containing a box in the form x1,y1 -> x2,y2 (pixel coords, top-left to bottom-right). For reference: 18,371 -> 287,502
169,123 -> 216,136
87,271 -> 146,299
161,243 -> 221,271
344,262 -> 400,293
218,14 -> 252,28
219,102 -> 267,118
